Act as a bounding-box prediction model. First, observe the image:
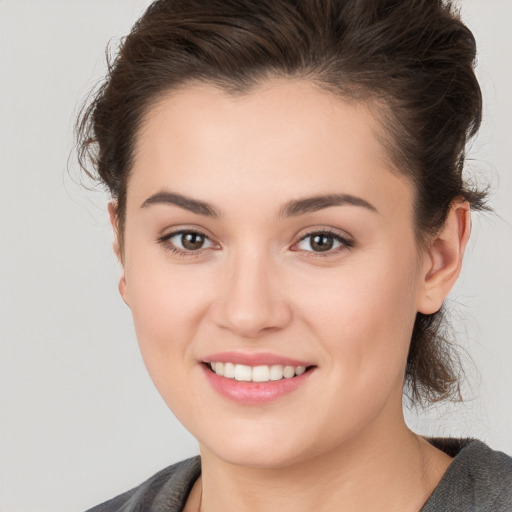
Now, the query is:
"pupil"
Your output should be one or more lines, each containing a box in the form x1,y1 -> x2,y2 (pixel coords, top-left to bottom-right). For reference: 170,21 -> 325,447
182,233 -> 204,250
311,234 -> 333,252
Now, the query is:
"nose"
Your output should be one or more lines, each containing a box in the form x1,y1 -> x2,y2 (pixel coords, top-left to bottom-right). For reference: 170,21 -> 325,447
211,249 -> 293,338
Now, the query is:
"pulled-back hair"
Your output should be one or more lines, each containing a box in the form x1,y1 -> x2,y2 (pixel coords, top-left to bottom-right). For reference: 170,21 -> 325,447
76,0 -> 488,405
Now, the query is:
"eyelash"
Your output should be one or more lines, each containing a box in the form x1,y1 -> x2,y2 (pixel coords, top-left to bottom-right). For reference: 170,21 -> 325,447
157,228 -> 354,258
157,229 -> 217,258
295,229 -> 354,257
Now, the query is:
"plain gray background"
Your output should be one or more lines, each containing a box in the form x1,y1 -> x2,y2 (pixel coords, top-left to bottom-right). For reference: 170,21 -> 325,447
1,1 -> 511,511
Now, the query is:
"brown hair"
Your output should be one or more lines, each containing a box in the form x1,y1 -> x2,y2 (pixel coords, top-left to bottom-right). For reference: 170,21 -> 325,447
76,0 -> 488,405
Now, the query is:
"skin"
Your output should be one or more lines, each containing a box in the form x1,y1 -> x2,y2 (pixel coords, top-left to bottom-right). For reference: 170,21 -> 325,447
111,79 -> 470,511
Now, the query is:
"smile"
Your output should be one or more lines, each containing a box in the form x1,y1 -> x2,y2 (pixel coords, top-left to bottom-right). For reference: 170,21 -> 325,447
202,356 -> 315,404
208,362 -> 307,382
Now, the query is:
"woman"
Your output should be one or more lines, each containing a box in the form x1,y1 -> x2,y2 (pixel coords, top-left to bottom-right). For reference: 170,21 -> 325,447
76,0 -> 512,510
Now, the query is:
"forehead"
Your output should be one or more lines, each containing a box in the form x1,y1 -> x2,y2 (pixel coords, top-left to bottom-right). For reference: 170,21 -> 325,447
129,79 -> 413,217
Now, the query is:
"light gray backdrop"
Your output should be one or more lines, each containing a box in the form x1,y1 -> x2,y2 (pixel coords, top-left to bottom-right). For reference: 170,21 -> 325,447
1,1 -> 511,511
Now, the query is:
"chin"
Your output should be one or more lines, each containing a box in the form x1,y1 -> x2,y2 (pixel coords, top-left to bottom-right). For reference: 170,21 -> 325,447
197,424 -> 321,469
211,444 -> 306,469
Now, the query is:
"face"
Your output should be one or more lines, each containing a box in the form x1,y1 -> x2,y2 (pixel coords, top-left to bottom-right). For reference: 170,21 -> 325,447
119,80 -> 430,468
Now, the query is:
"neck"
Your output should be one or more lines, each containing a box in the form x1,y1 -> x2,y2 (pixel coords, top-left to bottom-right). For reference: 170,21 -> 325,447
197,414 -> 451,512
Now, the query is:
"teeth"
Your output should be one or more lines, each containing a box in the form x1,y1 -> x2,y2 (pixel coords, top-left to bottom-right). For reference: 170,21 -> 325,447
295,366 -> 306,376
283,365 -> 295,379
224,362 -> 235,379
208,362 -> 308,382
234,364 -> 252,381
252,365 -> 270,382
269,365 -> 283,381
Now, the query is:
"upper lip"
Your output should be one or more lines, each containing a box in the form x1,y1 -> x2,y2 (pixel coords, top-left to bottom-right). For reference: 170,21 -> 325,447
202,351 -> 313,367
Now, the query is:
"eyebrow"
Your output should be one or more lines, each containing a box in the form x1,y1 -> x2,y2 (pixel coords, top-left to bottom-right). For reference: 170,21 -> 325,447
140,191 -> 220,218
140,191 -> 377,218
279,193 -> 378,217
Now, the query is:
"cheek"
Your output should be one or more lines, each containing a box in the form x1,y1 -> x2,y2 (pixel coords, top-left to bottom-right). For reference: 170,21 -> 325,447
124,266 -> 219,425
124,253 -> 216,372
295,247 -> 421,382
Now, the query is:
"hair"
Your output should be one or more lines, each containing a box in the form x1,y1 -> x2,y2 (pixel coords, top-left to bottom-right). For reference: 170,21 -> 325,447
76,0 -> 489,405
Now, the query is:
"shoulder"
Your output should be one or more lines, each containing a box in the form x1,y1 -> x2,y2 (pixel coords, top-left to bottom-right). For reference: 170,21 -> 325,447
84,456 -> 201,512
422,438 -> 512,512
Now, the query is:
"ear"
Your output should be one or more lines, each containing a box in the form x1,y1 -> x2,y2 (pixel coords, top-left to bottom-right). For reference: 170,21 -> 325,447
108,201 -> 130,307
417,200 -> 471,314
108,201 -> 121,259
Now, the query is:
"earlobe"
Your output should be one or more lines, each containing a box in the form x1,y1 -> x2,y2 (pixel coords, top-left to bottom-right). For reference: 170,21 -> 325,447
118,274 -> 130,307
417,200 -> 471,314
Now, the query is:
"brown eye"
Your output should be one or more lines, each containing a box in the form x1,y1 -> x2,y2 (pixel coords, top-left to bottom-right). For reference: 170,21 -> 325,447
310,234 -> 334,252
295,231 -> 352,253
163,230 -> 215,253
181,232 -> 206,250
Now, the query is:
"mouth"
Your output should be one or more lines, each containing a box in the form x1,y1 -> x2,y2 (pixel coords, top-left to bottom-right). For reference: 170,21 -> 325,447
205,361 -> 312,383
201,357 -> 316,404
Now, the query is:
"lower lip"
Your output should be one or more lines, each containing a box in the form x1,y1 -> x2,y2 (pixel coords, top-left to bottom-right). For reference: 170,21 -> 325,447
202,365 -> 314,404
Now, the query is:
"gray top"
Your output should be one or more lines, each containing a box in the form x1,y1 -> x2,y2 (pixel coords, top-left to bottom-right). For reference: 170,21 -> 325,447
86,439 -> 512,512
420,438 -> 512,511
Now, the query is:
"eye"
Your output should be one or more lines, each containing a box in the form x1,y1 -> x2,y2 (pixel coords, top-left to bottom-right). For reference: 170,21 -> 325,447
294,231 -> 353,253
159,229 -> 216,255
